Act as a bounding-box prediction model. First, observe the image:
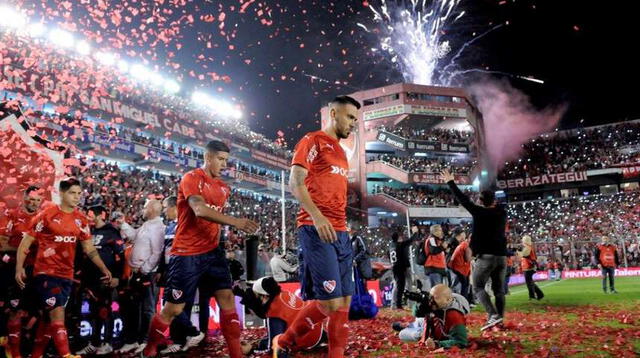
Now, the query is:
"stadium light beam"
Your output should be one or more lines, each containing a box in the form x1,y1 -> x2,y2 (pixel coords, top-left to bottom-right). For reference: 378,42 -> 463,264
163,79 -> 181,94
75,40 -> 91,56
130,64 -> 151,81
0,7 -> 27,29
27,22 -> 46,37
95,51 -> 116,66
149,72 -> 164,87
117,60 -> 129,73
48,28 -> 74,48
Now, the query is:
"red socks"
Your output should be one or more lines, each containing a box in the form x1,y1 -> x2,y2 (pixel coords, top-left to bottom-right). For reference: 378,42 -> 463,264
7,318 -> 22,358
50,321 -> 70,357
31,321 -> 51,358
143,314 -> 170,356
328,307 -> 349,358
280,300 -> 330,350
220,309 -> 242,358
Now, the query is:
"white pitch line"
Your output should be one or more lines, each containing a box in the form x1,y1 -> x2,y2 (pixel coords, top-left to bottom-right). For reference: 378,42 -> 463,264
508,280 -> 563,295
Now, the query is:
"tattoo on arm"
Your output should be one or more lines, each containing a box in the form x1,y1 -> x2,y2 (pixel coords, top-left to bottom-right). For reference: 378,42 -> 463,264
290,166 -> 308,187
87,250 -> 99,260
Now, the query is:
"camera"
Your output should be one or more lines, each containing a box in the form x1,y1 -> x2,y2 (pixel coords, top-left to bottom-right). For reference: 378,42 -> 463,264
404,282 -> 434,317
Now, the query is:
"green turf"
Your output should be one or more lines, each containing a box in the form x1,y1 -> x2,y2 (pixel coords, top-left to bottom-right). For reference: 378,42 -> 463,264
497,276 -> 640,311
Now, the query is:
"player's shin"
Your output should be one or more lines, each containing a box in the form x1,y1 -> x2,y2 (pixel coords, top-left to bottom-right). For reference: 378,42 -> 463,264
220,308 -> 243,358
328,307 -> 349,358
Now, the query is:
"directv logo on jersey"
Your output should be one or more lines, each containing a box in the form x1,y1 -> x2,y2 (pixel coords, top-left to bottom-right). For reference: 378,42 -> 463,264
54,236 -> 77,243
330,166 -> 348,177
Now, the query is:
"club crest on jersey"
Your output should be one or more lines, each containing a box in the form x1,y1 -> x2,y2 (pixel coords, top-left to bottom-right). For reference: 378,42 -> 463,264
172,289 -> 183,300
34,220 -> 44,233
75,219 -> 83,228
307,144 -> 318,164
323,280 -> 336,293
45,297 -> 56,306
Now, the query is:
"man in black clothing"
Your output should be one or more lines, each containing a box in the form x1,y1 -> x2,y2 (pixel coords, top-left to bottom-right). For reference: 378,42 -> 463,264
351,226 -> 372,280
75,206 -> 125,355
389,231 -> 412,309
442,169 -> 507,331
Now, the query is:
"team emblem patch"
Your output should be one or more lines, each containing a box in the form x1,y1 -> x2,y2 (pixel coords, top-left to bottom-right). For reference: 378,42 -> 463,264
172,289 -> 183,300
45,297 -> 56,306
75,219 -> 83,228
323,280 -> 336,293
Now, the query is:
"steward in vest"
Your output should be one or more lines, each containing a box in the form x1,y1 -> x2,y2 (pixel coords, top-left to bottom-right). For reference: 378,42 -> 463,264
594,236 -> 620,294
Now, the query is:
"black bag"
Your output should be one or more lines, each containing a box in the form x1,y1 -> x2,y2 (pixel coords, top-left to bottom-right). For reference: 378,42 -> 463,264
414,238 -> 427,266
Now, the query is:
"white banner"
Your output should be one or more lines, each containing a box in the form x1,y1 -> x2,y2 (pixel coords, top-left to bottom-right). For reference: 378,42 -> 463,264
408,206 -> 472,218
497,171 -> 588,189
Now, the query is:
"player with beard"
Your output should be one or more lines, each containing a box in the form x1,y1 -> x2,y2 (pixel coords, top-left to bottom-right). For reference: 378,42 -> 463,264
0,186 -> 43,358
141,140 -> 259,358
15,178 -> 112,358
273,96 -> 360,358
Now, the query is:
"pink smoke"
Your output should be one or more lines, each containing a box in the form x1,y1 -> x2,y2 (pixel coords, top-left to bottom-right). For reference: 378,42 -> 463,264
467,79 -> 567,174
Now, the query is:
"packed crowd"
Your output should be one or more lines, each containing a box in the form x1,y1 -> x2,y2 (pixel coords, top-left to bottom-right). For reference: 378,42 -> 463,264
70,159 -> 295,247
0,32 -> 292,160
500,121 -> 640,179
372,185 -> 475,207
93,123 -> 205,160
506,189 -> 640,243
370,154 -> 475,174
506,188 -> 640,267
382,125 -> 474,144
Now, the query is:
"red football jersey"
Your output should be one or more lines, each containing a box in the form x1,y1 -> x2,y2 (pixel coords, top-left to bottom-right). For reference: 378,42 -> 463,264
291,131 -> 348,231
172,168 -> 230,256
27,205 -> 91,280
6,208 -> 37,248
5,208 -> 39,266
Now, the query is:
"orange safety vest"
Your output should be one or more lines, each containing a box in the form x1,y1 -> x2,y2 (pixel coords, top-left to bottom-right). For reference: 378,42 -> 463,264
520,243 -> 537,271
424,236 -> 446,269
448,240 -> 470,276
597,244 -> 617,268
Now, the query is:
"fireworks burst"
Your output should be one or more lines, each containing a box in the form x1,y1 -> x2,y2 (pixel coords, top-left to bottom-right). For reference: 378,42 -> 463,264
358,0 -> 464,86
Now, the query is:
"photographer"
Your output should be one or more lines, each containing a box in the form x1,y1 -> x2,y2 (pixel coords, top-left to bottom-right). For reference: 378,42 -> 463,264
424,225 -> 448,288
518,235 -> 544,300
270,248 -> 298,283
392,284 -> 469,350
448,231 -> 472,303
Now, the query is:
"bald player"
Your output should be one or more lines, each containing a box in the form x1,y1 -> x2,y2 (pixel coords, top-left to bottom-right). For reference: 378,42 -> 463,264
273,96 -> 360,358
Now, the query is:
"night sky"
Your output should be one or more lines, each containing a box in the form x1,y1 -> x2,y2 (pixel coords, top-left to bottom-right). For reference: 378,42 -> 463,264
18,0 -> 640,146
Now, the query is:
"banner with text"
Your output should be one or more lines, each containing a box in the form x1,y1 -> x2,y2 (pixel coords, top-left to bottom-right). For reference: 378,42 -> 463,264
497,172 -> 588,189
364,104 -> 467,121
410,172 -> 470,185
621,165 -> 640,179
376,130 -> 470,153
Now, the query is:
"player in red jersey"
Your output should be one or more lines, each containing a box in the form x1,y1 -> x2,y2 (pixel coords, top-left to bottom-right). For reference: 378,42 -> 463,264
0,186 -> 43,358
15,178 -> 112,358
141,140 -> 259,358
273,95 -> 360,358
